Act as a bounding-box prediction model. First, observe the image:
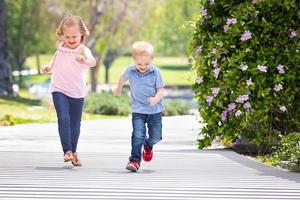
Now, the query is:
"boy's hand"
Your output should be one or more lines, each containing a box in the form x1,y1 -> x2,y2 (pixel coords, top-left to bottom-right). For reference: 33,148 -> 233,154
75,55 -> 87,64
112,85 -> 121,96
148,97 -> 157,106
42,66 -> 51,73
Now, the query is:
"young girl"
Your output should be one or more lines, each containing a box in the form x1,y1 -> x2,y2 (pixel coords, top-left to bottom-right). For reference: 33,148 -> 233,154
42,15 -> 96,167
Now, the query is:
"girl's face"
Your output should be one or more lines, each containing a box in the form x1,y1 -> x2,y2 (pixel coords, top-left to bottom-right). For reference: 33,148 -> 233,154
62,25 -> 82,49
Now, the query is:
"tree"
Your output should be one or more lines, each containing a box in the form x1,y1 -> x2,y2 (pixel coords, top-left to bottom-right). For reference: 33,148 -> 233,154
0,0 -> 13,95
138,0 -> 199,56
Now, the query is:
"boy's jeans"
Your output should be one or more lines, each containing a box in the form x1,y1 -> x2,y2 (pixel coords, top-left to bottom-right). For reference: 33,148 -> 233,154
130,112 -> 162,162
52,92 -> 84,153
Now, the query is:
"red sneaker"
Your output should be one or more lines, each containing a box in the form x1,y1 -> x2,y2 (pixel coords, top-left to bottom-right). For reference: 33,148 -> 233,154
126,161 -> 140,172
142,145 -> 153,162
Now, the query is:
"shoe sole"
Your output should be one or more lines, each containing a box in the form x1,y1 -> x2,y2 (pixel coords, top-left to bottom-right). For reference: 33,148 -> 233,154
126,165 -> 138,172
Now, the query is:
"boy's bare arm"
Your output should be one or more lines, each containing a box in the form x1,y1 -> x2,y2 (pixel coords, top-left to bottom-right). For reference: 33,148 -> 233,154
113,75 -> 127,96
148,88 -> 164,106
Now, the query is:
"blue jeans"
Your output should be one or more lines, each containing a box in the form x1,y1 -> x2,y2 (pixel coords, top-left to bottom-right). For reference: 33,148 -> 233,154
130,112 -> 162,162
52,92 -> 84,153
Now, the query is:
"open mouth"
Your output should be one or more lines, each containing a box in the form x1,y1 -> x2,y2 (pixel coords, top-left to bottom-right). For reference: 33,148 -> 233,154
68,42 -> 76,46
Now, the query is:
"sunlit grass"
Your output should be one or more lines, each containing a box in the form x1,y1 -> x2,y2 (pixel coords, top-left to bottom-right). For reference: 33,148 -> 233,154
0,89 -> 122,125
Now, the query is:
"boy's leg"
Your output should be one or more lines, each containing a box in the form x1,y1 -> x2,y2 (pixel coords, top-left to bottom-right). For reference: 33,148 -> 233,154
145,112 -> 162,147
52,92 -> 72,153
69,97 -> 84,153
130,113 -> 147,163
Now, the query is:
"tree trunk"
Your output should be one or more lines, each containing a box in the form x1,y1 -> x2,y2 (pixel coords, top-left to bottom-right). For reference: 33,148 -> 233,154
0,0 -> 13,95
105,65 -> 109,84
90,57 -> 100,92
36,53 -> 41,74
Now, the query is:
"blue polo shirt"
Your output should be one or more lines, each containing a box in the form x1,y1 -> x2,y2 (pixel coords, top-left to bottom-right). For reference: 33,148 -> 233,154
123,65 -> 164,114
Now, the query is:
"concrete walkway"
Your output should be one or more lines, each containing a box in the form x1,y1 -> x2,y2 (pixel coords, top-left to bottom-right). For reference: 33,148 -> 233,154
0,115 -> 299,199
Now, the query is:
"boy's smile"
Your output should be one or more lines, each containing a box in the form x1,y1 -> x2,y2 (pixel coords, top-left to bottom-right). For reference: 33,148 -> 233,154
133,54 -> 153,74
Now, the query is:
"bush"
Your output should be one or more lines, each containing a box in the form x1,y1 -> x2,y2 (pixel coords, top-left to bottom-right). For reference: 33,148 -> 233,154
273,133 -> 300,165
163,100 -> 191,116
84,92 -> 131,116
0,114 -> 15,126
190,0 -> 300,149
260,133 -> 300,167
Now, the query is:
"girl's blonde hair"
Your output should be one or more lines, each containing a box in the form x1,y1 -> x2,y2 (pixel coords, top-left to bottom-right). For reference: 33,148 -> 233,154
56,14 -> 89,42
132,41 -> 154,57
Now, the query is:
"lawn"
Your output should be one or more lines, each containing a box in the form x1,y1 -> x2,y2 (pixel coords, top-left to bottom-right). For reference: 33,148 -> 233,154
0,89 -> 121,125
24,55 -> 193,86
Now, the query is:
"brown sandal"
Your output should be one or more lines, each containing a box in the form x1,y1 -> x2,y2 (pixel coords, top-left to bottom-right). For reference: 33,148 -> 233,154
71,152 -> 82,167
64,151 -> 74,162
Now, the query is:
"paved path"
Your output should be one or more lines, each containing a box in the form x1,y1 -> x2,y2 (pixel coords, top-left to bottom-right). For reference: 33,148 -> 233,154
0,115 -> 299,200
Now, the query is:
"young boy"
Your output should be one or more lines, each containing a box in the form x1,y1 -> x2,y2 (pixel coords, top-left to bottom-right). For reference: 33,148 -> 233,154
113,41 -> 164,172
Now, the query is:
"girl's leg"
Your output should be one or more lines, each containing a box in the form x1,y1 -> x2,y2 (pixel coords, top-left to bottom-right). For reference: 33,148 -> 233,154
146,112 -> 162,147
69,97 -> 84,153
130,113 -> 147,163
52,92 -> 72,153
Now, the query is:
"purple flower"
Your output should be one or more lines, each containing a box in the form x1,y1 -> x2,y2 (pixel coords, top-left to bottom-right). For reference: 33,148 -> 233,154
280,106 -> 287,112
226,18 -> 237,25
212,59 -> 217,67
243,102 -> 251,109
211,48 -> 217,54
246,78 -> 253,86
195,46 -> 202,57
209,0 -> 215,5
236,94 -> 249,103
252,0 -> 257,4
206,96 -> 214,105
235,110 -> 242,117
241,31 -> 252,41
240,63 -> 248,71
201,9 -> 207,17
228,103 -> 236,112
290,30 -> 297,39
277,64 -> 285,74
221,110 -> 228,122
223,24 -> 229,32
274,84 -> 283,92
213,67 -> 220,79
257,65 -> 268,72
211,87 -> 220,97
196,76 -> 203,84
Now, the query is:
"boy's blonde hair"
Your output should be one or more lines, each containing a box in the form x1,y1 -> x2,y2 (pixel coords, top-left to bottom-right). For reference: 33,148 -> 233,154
56,14 -> 89,42
132,41 -> 154,57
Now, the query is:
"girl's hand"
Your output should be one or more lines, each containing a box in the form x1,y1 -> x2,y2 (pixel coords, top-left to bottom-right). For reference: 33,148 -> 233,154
75,55 -> 87,64
148,97 -> 157,106
42,66 -> 51,73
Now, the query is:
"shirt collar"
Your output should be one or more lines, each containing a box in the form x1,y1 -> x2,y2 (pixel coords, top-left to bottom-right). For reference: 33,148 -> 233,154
132,65 -> 154,76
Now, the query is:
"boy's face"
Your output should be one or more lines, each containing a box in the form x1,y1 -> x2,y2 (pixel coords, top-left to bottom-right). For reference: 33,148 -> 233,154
62,25 -> 82,49
133,54 -> 152,74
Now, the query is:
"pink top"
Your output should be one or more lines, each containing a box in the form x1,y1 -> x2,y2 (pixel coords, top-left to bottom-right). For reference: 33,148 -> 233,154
49,42 -> 94,98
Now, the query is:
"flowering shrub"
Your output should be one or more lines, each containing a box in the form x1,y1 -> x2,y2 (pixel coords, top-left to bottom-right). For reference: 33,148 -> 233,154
190,0 -> 300,149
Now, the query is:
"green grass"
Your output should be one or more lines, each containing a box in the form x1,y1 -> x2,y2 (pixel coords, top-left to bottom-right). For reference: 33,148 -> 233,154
25,55 -> 193,85
0,89 -> 122,125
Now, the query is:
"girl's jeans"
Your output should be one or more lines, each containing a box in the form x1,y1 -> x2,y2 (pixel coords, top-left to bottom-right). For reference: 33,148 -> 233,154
130,112 -> 162,162
52,92 -> 84,153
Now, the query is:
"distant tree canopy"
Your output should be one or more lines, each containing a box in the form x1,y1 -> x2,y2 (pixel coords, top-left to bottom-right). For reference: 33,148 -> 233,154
2,0 -> 198,91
